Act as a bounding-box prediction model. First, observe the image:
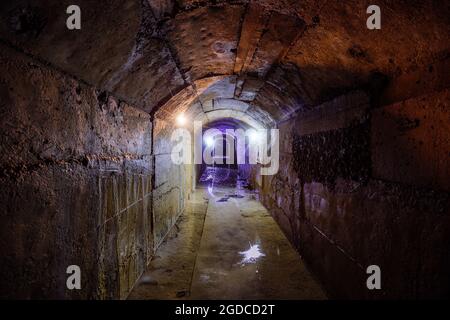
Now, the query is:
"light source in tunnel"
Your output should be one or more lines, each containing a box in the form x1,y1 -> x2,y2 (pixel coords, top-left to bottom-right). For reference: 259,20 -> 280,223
176,113 -> 186,126
205,136 -> 215,148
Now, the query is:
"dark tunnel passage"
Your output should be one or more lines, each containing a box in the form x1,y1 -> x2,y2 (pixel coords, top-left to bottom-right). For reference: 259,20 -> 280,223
0,0 -> 449,300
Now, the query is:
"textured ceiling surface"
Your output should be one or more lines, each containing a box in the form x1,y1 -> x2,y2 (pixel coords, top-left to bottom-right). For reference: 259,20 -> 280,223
0,0 -> 449,126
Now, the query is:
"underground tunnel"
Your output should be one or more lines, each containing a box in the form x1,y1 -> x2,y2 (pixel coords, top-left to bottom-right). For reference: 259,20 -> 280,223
0,0 -> 449,302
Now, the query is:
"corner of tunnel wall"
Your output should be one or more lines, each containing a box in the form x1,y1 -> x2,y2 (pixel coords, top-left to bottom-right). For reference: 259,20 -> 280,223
151,116 -> 195,256
248,88 -> 450,299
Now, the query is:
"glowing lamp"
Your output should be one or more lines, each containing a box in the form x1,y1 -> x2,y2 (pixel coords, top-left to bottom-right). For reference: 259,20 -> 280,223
205,136 -> 215,147
176,113 -> 186,126
249,130 -> 261,143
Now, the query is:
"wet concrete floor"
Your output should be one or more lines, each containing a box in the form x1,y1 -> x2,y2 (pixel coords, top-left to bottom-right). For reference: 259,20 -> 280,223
128,184 -> 326,300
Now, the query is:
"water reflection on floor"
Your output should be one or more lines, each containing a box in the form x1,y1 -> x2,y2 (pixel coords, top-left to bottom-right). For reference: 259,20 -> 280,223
128,168 -> 326,300
200,166 -> 249,201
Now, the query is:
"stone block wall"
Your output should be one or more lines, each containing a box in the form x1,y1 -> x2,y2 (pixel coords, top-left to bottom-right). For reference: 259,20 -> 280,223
152,116 -> 193,250
97,161 -> 153,299
0,43 -> 157,299
252,89 -> 450,299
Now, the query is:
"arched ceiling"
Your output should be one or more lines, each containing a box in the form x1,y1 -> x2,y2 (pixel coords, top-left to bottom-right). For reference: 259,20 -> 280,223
154,76 -> 272,128
1,0 -> 449,125
195,109 -> 265,130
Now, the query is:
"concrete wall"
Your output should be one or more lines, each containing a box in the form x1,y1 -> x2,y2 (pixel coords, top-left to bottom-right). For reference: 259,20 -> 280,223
0,41 -> 197,299
252,89 -> 450,299
152,116 -> 193,250
0,43 -> 175,299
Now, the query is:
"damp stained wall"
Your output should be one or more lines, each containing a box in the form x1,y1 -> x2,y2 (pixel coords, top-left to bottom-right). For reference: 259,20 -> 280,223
0,43 -> 188,299
152,115 -> 194,251
251,89 -> 450,299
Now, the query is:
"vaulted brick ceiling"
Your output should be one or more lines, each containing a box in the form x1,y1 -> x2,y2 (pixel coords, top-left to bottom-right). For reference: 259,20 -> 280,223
1,0 -> 448,127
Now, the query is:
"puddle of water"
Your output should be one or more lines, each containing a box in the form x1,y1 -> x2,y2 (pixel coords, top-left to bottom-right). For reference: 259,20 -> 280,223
239,243 -> 265,265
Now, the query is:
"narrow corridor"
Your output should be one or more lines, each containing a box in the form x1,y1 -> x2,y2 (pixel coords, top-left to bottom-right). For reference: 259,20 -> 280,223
128,176 -> 325,300
1,0 -> 448,301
